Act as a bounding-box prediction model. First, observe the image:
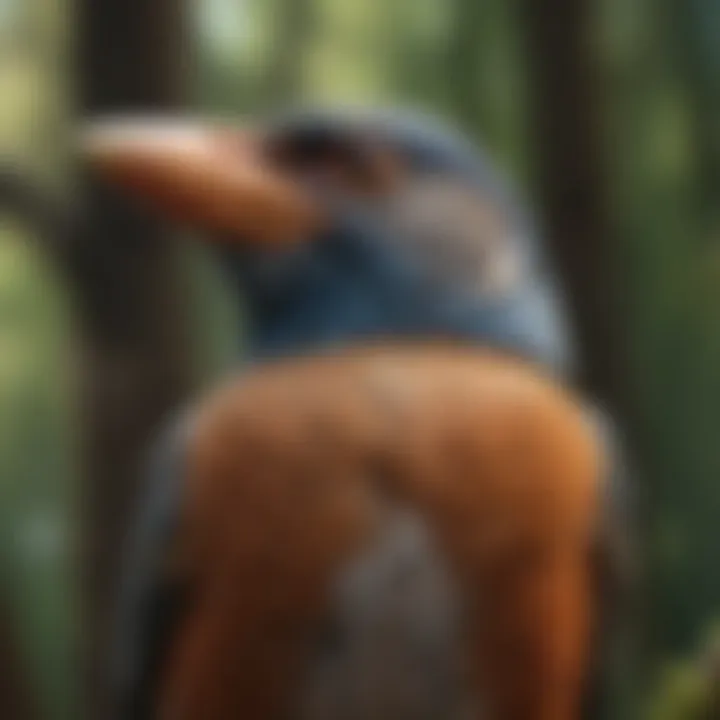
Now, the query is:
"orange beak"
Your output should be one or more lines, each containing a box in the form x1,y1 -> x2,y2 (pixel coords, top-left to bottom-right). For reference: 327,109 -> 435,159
80,117 -> 323,245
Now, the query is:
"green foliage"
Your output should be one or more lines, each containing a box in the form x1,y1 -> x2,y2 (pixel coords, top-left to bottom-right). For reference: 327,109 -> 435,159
0,222 -> 78,719
646,664 -> 709,720
644,624 -> 720,720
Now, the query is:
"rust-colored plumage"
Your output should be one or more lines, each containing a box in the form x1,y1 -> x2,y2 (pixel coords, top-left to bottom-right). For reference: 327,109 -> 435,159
156,346 -> 601,720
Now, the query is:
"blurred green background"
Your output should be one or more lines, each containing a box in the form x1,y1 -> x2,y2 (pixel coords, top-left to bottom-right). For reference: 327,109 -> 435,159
1,0 -> 719,717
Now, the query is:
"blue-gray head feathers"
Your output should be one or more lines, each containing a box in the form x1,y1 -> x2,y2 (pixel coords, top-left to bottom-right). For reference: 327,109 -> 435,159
220,108 -> 575,376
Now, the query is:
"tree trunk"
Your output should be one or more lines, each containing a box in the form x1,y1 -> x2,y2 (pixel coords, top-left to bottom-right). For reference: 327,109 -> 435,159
517,0 -> 620,408
76,1 -> 191,717
0,603 -> 37,720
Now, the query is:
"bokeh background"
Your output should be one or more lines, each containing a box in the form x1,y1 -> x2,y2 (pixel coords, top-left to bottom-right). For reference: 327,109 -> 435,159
1,0 -> 719,718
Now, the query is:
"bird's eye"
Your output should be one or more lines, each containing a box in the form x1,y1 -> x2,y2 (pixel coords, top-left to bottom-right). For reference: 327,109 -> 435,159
264,128 -> 404,200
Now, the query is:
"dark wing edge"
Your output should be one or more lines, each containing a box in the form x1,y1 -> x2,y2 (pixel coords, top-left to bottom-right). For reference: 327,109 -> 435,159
109,412 -> 196,720
581,405 -> 638,720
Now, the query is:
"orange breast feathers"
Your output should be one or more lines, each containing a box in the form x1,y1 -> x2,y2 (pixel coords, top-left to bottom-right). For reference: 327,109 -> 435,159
157,345 -> 603,720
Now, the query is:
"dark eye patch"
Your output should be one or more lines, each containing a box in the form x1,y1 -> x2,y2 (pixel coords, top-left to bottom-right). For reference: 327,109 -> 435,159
265,126 -> 404,198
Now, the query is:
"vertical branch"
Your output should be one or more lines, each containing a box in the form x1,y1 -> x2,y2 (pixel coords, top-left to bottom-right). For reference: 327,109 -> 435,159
76,0 -> 191,717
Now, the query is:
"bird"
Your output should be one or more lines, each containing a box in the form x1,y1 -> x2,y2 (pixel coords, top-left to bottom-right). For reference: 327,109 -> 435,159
82,107 -> 627,720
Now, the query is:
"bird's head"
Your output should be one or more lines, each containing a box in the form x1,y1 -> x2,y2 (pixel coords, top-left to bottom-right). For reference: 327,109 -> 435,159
81,107 -> 572,371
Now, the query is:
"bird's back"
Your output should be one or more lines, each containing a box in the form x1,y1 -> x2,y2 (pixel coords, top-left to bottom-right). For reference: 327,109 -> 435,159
135,345 -> 601,719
